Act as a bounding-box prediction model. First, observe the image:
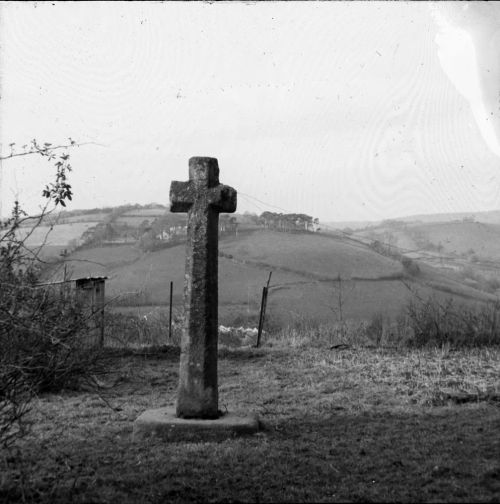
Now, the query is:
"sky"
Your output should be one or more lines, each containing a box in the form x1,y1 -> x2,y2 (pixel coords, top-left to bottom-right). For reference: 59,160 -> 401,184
1,1 -> 500,222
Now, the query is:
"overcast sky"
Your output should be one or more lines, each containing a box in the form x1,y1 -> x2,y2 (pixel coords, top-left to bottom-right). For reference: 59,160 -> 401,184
1,1 -> 500,222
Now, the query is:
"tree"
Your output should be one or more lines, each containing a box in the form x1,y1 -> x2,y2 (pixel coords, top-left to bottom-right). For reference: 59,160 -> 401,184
138,219 -> 151,236
0,139 -> 107,448
258,211 -> 317,233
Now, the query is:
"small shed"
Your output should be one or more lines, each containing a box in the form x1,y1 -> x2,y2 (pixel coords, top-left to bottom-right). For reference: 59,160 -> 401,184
35,276 -> 108,347
75,276 -> 107,346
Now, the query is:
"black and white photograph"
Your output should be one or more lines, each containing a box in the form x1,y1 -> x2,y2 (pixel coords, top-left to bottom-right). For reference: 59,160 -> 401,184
1,1 -> 499,502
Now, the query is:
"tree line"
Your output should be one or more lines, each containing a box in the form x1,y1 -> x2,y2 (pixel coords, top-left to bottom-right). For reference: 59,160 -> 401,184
258,212 -> 320,233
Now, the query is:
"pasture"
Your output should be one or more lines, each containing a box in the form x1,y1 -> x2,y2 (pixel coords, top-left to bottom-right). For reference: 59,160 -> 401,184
17,222 -> 99,247
37,229 -> 489,337
58,212 -> 111,224
219,230 -> 403,280
121,207 -> 168,217
4,214 -> 500,503
15,222 -> 100,261
59,229 -> 412,324
53,227 -> 495,328
360,221 -> 500,261
414,221 -> 500,259
2,344 -> 499,503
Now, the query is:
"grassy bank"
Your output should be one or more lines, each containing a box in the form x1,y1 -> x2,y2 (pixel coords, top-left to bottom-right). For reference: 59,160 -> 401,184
1,343 -> 499,503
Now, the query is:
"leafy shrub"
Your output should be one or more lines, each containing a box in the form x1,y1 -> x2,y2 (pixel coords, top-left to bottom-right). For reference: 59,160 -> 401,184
0,139 -> 109,448
0,260 -> 111,448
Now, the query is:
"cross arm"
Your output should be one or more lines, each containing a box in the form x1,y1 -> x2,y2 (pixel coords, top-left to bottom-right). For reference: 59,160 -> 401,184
170,181 -> 193,212
208,184 -> 237,213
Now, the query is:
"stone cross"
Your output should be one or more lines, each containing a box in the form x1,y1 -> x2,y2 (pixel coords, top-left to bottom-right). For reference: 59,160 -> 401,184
170,157 -> 237,419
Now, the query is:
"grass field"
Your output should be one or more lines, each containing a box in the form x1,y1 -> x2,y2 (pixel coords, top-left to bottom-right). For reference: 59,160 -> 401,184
43,245 -> 143,285
2,343 -> 499,503
18,222 -> 99,247
5,208 -> 500,502
57,212 -> 110,224
220,230 -> 402,280
121,207 -> 167,217
361,221 -> 500,261
114,216 -> 157,226
415,221 -> 500,259
45,228 -> 497,327
54,230 -> 411,325
114,214 -> 186,227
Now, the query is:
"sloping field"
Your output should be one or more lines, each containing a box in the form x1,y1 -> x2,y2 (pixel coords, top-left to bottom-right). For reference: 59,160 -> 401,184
51,245 -> 143,280
218,256 -> 414,327
115,214 -> 186,227
355,226 -> 418,252
396,209 -> 500,225
107,245 -> 186,306
409,221 -> 500,259
220,230 -> 403,280
49,228 -> 494,327
114,216 -> 154,226
360,221 -> 500,260
17,222 -> 100,250
121,207 -> 167,217
57,212 -> 109,224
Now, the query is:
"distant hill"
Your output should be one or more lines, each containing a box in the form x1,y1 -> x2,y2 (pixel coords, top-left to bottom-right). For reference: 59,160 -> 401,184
23,202 -> 500,330
324,209 -> 500,230
354,220 -> 500,261
43,227 -> 496,329
393,210 -> 500,225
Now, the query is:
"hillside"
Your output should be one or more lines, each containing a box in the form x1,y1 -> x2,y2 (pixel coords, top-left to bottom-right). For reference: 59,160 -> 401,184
17,221 -> 101,260
352,219 -> 500,296
24,202 -> 500,329
356,221 -> 500,260
219,231 -> 402,281
324,209 -> 500,231
393,209 -> 500,225
40,224 -> 495,329
407,221 -> 500,259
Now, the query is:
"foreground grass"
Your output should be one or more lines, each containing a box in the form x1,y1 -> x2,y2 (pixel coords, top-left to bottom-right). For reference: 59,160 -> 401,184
1,344 -> 499,503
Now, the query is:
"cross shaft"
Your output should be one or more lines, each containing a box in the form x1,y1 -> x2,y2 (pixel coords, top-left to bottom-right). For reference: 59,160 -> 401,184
170,157 -> 236,418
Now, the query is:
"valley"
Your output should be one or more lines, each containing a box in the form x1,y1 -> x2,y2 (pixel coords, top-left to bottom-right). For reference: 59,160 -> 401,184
30,205 -> 500,331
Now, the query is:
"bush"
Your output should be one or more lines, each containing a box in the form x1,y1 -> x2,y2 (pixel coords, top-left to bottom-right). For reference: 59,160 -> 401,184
0,273 -> 111,446
402,257 -> 420,277
402,294 -> 500,348
0,139 -> 110,448
0,365 -> 33,448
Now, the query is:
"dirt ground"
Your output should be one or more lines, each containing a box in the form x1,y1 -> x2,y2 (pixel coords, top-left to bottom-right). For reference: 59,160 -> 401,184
1,345 -> 499,503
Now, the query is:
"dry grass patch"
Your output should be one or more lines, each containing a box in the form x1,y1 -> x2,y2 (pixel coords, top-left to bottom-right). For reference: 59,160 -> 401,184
1,345 -> 499,503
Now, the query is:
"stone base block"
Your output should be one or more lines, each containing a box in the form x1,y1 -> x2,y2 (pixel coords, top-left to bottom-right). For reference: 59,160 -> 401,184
133,407 -> 259,442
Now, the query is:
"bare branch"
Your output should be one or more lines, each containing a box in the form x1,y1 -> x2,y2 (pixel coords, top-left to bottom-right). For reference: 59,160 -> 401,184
0,141 -> 105,161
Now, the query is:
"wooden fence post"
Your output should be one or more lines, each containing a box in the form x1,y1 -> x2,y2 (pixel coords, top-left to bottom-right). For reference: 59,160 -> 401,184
256,272 -> 272,348
169,281 -> 173,340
